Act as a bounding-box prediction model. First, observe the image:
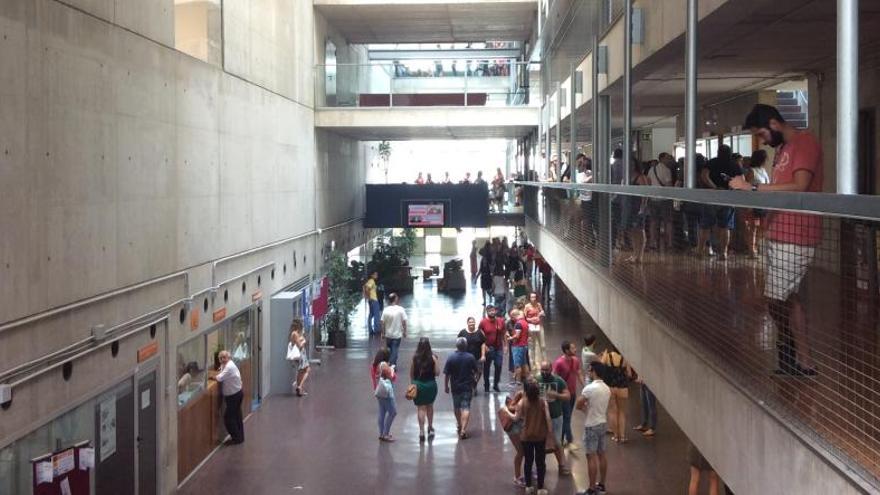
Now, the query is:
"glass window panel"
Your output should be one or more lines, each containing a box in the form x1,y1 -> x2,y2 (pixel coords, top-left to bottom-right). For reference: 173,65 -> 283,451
177,337 -> 206,408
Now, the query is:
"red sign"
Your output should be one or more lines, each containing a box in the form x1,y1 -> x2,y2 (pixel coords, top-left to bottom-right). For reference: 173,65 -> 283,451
137,341 -> 159,363
212,307 -> 227,323
311,277 -> 329,319
190,309 -> 200,331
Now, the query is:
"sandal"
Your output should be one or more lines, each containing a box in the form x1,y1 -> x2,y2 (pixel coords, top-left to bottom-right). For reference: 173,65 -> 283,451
642,429 -> 655,437
633,425 -> 647,432
514,477 -> 527,487
459,431 -> 470,440
419,434 -> 426,443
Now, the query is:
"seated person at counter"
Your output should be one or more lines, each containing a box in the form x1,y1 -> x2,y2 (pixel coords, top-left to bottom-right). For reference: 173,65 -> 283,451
177,361 -> 205,405
232,331 -> 249,361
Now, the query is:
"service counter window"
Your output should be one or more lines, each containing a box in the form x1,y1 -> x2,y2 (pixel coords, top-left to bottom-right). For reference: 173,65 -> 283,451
177,337 -> 206,408
228,312 -> 251,362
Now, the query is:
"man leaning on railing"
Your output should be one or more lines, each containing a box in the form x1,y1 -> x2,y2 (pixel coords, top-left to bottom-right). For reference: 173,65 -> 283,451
729,104 -> 823,377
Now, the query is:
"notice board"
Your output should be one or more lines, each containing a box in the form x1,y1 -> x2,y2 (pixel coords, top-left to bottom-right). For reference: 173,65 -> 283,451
31,442 -> 91,495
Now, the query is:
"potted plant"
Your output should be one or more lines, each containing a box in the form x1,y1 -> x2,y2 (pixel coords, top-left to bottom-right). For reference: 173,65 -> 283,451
325,251 -> 360,348
368,229 -> 416,294
378,140 -> 392,183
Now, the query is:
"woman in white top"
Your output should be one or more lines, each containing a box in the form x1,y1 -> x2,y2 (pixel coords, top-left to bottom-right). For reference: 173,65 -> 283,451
289,320 -> 310,397
744,149 -> 771,258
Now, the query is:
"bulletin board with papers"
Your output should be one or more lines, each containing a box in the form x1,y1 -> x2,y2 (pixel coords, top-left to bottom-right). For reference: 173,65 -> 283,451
31,442 -> 92,495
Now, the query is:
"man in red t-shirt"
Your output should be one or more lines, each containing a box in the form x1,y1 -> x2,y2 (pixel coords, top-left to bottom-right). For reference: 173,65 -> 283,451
479,305 -> 506,393
730,104 -> 823,376
553,341 -> 583,448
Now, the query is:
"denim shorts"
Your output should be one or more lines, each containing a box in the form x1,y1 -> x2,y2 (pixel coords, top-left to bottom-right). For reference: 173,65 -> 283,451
699,205 -> 735,230
511,346 -> 528,367
452,390 -> 473,410
583,423 -> 607,454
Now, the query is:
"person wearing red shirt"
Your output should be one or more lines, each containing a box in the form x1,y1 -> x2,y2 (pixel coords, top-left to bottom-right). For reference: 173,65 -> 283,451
479,305 -> 506,393
506,309 -> 530,383
553,341 -> 583,448
730,104 -> 823,376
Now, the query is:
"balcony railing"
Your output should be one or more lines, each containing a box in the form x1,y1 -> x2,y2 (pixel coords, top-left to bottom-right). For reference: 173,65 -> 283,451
316,61 -> 540,108
521,181 -> 880,490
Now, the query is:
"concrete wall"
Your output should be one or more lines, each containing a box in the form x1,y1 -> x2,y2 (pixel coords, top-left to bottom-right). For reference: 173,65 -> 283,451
0,0 -> 373,492
526,219 -> 869,495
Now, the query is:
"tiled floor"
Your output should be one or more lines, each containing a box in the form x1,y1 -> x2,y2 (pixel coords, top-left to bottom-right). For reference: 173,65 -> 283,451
178,257 -> 694,494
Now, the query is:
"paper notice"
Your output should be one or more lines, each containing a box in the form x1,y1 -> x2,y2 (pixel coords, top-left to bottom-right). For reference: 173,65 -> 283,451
60,477 -> 72,495
36,461 -> 53,484
52,449 -> 75,477
79,447 -> 95,470
141,388 -> 150,409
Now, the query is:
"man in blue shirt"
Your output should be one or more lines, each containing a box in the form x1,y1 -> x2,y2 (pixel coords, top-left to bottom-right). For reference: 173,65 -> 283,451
445,337 -> 478,440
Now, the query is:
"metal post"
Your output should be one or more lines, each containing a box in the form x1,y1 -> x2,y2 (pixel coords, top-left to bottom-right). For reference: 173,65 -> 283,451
570,64 -> 578,184
556,81 -> 563,181
685,0 -> 698,189
592,36 -> 601,183
546,101 -> 552,177
623,0 -> 633,185
837,0 -> 859,194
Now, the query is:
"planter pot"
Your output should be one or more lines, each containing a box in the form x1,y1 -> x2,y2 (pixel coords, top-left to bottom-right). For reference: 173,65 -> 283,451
328,330 -> 347,348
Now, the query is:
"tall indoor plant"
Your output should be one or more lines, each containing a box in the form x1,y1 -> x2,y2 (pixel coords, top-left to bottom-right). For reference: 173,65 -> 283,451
325,250 -> 360,348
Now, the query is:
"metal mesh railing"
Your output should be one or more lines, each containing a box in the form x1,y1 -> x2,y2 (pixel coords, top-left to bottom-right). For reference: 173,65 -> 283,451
522,183 -> 880,487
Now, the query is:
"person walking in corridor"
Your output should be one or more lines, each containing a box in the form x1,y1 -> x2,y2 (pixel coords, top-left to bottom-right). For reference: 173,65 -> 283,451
513,379 -> 553,494
457,317 -> 487,395
553,341 -> 583,448
576,363 -> 611,495
687,441 -> 721,495
507,309 -> 530,384
479,304 -> 505,393
445,337 -> 478,439
371,348 -> 397,442
363,271 -> 381,336
380,293 -> 407,366
525,292 -> 547,365
410,338 -> 439,443
288,320 -> 310,397
214,350 -> 244,444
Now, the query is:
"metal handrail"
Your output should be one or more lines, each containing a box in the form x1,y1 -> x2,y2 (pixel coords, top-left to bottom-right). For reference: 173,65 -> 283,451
516,181 -> 880,222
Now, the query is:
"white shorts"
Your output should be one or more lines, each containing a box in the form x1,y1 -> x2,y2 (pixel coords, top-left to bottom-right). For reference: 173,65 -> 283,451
764,241 -> 815,301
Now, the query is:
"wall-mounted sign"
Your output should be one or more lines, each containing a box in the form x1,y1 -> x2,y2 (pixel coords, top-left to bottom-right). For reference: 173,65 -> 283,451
137,342 -> 158,363
212,308 -> 227,323
190,309 -> 199,331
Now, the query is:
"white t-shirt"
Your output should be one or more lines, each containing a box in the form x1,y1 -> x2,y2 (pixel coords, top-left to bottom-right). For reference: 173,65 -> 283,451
581,379 -> 611,428
381,305 -> 407,339
578,170 -> 593,202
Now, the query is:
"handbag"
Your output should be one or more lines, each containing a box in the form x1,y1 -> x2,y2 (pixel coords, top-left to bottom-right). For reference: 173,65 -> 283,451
405,384 -> 418,401
286,342 -> 301,361
374,378 -> 392,399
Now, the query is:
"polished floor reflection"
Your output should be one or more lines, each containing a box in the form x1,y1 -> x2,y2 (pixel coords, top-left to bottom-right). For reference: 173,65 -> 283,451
178,257 -> 694,494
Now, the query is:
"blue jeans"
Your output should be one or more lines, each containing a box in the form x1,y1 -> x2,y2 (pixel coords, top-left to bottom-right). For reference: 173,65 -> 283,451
377,397 -> 396,436
640,384 -> 657,430
386,338 -> 401,367
483,347 -> 503,390
368,299 -> 381,334
561,394 -> 575,444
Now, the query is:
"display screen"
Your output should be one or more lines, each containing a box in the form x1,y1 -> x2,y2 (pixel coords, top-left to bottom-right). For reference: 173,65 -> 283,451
407,204 -> 444,226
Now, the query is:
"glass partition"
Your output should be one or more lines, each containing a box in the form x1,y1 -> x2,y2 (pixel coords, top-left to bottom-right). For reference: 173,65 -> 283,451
176,336 -> 206,408
316,61 -> 541,108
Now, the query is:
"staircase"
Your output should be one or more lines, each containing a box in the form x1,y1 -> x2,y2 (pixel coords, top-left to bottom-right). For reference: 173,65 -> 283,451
776,90 -> 809,129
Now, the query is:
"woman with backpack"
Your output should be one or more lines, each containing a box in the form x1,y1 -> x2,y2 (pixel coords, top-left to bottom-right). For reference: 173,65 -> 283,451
371,348 -> 397,442
601,348 -> 634,443
410,338 -> 439,443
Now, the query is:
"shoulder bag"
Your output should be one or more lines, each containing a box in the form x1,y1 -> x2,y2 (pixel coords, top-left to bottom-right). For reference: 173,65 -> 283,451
374,377 -> 392,399
286,342 -> 301,361
405,383 -> 418,401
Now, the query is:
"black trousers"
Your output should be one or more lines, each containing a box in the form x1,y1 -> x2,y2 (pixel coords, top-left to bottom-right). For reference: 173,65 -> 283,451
522,440 -> 546,488
223,390 -> 245,443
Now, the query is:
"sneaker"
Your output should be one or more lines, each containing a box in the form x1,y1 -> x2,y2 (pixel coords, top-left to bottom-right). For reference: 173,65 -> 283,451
595,482 -> 606,494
